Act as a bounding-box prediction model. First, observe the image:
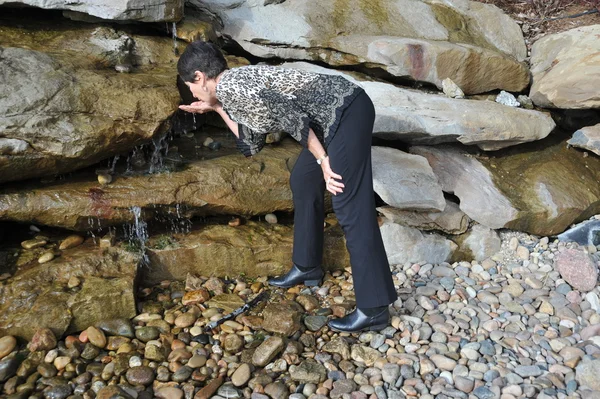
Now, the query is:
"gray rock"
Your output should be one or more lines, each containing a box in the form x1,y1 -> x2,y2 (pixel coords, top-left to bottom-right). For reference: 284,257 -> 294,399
558,218 -> 600,246
0,0 -> 183,22
289,360 -> 327,384
496,91 -> 520,107
372,146 -> 445,211
377,200 -> 469,235
576,358 -> 600,391
382,363 -> 400,384
514,365 -> 542,378
473,386 -> 495,399
97,319 -> 135,338
569,124 -> 600,157
304,316 -> 327,332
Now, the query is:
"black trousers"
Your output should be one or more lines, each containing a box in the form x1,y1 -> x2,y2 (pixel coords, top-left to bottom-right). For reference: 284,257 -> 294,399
290,91 -> 398,308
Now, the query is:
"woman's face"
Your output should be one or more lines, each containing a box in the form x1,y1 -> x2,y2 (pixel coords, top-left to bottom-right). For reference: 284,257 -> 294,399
185,71 -> 218,105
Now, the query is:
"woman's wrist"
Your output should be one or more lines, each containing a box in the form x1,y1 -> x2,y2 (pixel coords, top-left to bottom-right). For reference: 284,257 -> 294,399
316,153 -> 328,165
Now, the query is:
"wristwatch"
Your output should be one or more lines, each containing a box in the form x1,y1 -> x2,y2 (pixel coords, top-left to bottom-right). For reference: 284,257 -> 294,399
316,154 -> 328,165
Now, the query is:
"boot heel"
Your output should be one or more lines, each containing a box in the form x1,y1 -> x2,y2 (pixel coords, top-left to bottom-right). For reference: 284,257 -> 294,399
304,279 -> 321,286
368,324 -> 387,331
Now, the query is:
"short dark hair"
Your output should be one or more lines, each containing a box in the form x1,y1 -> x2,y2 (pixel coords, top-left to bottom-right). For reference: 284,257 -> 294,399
177,41 -> 227,82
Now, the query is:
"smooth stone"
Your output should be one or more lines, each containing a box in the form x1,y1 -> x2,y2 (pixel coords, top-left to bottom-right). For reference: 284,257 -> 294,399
304,316 -> 328,332
0,336 -> 17,359
231,363 -> 251,387
126,366 -> 155,386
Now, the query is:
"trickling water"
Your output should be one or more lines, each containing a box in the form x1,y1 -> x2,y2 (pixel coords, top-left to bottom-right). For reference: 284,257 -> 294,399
172,22 -> 178,55
148,133 -> 170,174
109,155 -> 120,174
126,206 -> 150,266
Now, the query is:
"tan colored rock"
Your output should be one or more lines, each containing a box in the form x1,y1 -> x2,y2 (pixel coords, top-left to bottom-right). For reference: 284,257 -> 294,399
0,24 -> 180,184
0,336 -> 17,359
85,326 -> 107,348
377,200 -> 469,235
411,139 -> 600,236
175,9 -> 218,43
0,243 -> 138,340
182,289 -> 210,306
0,141 -> 300,230
252,336 -> 285,367
145,220 -> 348,283
59,235 -> 84,250
38,252 -> 55,264
568,123 -> 600,157
194,0 -> 528,94
530,25 -> 600,109
285,62 -> 553,151
21,239 -> 46,249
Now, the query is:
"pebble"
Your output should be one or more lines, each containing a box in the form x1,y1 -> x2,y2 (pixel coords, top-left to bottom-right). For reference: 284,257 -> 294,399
59,235 -> 84,250
265,213 -> 278,224
0,336 -> 16,359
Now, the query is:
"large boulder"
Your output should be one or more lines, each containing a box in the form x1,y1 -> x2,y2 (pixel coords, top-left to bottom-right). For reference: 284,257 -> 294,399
284,62 -> 555,150
0,242 -> 139,340
145,220 -> 349,284
371,146 -> 445,211
192,0 -> 528,94
0,0 -> 183,22
0,24 -> 181,184
568,123 -> 600,157
0,140 -> 301,230
411,138 -> 600,236
530,25 -> 600,109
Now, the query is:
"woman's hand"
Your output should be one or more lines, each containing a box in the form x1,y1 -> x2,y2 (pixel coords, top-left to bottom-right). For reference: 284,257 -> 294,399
321,156 -> 344,195
178,101 -> 215,114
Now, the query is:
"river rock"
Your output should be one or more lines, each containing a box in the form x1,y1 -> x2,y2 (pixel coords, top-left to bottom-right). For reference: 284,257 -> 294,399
0,336 -> 17,359
558,218 -> 600,246
0,243 -> 138,340
58,235 -> 84,250
379,219 -> 457,264
194,0 -> 528,94
252,336 -> 285,367
146,220 -> 348,283
0,24 -> 180,184
262,301 -> 303,337
371,146 -> 444,211
289,359 -> 327,384
576,358 -> 600,391
231,363 -> 251,387
0,0 -> 183,22
377,200 -> 469,235
126,366 -> 155,386
530,25 -> 600,109
96,319 -> 135,338
284,62 -> 552,150
568,124 -> 600,157
28,328 -> 57,351
555,249 -> 598,292
411,139 -> 600,235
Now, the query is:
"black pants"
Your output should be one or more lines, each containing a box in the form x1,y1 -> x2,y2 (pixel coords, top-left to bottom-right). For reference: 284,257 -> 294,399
290,91 -> 398,308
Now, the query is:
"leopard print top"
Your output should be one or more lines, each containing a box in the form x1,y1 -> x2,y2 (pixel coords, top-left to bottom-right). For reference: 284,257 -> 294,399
215,65 -> 364,157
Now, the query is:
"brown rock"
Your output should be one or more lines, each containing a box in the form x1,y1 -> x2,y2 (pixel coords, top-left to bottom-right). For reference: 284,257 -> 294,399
85,326 -> 107,348
262,301 -> 303,337
555,249 -> 598,292
0,336 -> 17,359
182,289 -> 210,305
194,376 -> 223,399
59,235 -> 84,250
252,336 -> 285,367
27,328 -> 57,351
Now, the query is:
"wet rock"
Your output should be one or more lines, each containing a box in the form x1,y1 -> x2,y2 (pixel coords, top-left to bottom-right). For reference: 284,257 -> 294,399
231,363 -> 252,387
97,319 -> 135,338
182,288 -> 210,305
126,366 -> 155,386
0,336 -> 17,359
96,385 -> 134,399
28,328 -> 57,351
304,315 -> 327,332
85,327 -> 106,348
59,235 -> 84,250
569,124 -> 600,157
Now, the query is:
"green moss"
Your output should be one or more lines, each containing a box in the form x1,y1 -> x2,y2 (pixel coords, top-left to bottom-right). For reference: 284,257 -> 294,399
430,3 -> 493,51
150,234 -> 178,250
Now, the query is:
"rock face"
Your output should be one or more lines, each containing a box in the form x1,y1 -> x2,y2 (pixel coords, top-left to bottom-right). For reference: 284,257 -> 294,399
377,201 -> 470,235
0,140 -> 301,230
0,243 -> 139,340
145,221 -> 349,284
380,219 -> 457,264
0,24 -> 181,184
411,138 -> 600,236
283,62 -> 554,150
193,0 -> 528,94
530,25 -> 600,109
371,147 -> 445,211
568,123 -> 600,156
0,0 -> 183,22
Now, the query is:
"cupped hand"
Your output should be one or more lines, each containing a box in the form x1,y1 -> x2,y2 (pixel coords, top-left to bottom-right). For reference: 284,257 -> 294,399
178,101 -> 215,114
321,156 -> 344,196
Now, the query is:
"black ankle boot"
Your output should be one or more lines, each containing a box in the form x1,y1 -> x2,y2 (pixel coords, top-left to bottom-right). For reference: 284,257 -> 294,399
268,264 -> 324,288
328,306 -> 390,333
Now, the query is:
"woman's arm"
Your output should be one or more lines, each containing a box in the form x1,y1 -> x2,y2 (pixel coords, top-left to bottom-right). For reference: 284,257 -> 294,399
213,104 -> 239,138
307,128 -> 344,195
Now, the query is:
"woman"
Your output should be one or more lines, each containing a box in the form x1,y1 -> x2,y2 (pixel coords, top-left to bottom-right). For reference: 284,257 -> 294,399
178,41 -> 397,333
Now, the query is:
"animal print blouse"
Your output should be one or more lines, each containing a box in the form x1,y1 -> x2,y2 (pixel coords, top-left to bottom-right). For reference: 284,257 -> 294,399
215,65 -> 364,157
